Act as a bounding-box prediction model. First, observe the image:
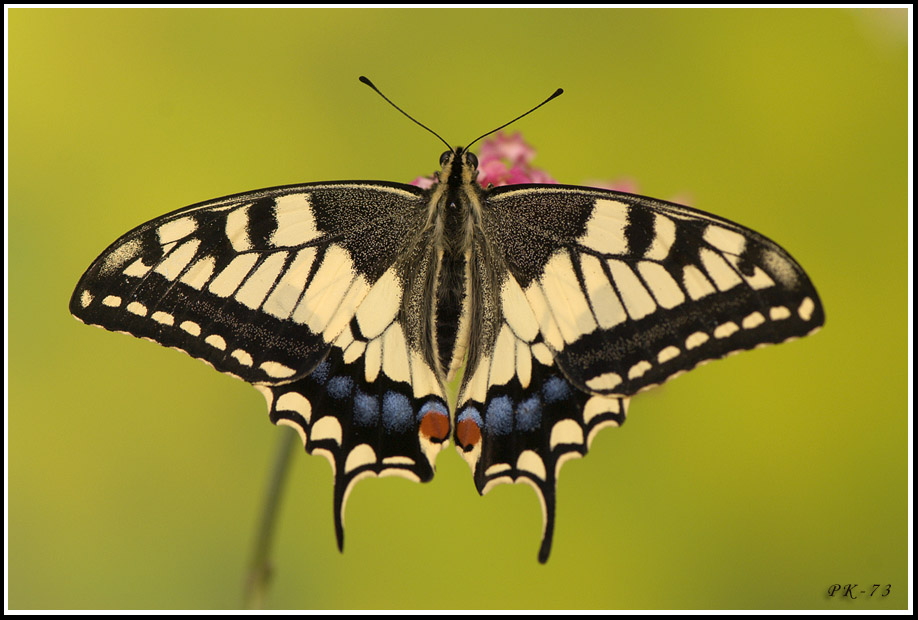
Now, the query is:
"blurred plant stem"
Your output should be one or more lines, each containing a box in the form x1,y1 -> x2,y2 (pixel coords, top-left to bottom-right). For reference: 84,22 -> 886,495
243,428 -> 297,609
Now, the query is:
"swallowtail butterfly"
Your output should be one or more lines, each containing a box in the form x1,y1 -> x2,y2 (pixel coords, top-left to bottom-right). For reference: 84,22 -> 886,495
70,79 -> 824,563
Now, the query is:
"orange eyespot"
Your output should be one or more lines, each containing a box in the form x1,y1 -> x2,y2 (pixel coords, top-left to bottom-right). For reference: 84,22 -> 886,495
456,418 -> 482,449
419,410 -> 450,442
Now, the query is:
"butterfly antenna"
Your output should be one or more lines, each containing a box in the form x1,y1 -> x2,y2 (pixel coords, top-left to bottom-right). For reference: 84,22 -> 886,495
359,76 -> 453,152
463,87 -> 564,154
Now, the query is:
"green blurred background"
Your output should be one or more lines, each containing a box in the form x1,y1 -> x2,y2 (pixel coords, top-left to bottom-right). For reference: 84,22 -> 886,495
8,8 -> 908,610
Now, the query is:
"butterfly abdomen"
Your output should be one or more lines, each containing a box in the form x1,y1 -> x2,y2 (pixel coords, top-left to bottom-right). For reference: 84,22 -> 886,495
432,195 -> 470,380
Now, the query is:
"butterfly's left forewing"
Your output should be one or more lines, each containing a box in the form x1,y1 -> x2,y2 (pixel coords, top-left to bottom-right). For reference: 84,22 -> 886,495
456,183 -> 824,561
70,182 -> 452,550
486,185 -> 824,396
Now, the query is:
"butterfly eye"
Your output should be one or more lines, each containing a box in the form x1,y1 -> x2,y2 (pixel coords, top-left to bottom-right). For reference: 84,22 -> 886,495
464,152 -> 479,169
439,151 -> 451,167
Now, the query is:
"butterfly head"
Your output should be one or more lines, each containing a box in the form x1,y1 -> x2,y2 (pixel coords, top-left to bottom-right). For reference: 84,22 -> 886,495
438,148 -> 480,186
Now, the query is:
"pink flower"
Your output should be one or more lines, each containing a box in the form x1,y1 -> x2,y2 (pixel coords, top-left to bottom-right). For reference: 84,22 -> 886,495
478,131 -> 535,167
411,132 -> 687,204
411,132 -> 557,189
476,132 -> 557,187
410,175 -> 437,189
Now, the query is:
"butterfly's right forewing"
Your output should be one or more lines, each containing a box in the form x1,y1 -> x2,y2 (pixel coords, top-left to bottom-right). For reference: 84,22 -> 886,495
72,183 -> 421,381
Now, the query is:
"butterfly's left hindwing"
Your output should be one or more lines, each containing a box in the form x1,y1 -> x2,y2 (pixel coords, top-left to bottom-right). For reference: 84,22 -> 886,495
453,307 -> 629,563
70,181 -> 451,549
454,183 -> 824,562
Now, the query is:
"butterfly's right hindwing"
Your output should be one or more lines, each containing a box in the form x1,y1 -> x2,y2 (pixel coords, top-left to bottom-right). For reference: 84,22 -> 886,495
70,181 -> 452,549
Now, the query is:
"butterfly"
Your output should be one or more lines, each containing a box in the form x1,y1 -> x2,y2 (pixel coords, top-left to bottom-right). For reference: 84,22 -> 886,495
69,78 -> 824,563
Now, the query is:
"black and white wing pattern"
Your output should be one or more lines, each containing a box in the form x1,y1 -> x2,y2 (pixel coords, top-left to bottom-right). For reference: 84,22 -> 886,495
69,182 -> 452,551
71,139 -> 824,564
454,183 -> 824,562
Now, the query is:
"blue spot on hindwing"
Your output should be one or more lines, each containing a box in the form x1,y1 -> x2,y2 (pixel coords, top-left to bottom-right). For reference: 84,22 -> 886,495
354,390 -> 380,427
542,376 -> 572,403
486,395 -> 513,435
382,391 -> 413,433
310,360 -> 331,385
326,376 -> 354,400
516,395 -> 543,432
457,405 -> 483,427
418,399 -> 448,421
